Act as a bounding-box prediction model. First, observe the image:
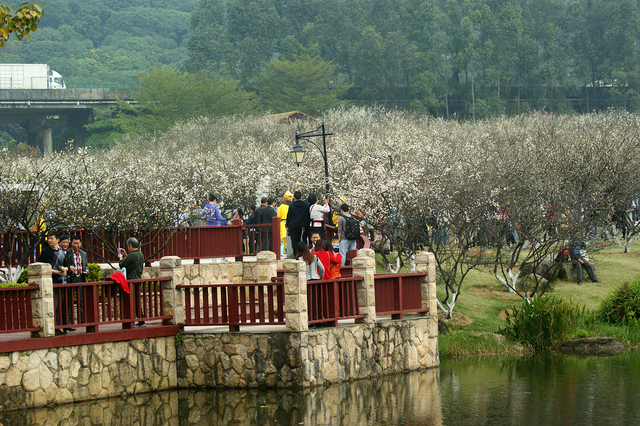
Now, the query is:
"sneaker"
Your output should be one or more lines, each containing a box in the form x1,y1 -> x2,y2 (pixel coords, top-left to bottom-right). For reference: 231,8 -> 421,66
577,281 -> 582,286
592,279 -> 601,283
64,328 -> 76,332
135,321 -> 146,328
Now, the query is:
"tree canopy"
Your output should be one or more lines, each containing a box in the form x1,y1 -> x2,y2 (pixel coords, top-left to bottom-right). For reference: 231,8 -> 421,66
254,45 -> 351,114
0,2 -> 42,46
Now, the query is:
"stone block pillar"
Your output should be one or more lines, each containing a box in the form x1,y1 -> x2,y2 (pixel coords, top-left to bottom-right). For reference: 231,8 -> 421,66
352,248 -> 376,324
159,256 -> 185,326
256,251 -> 277,282
283,259 -> 308,332
415,251 -> 437,315
28,262 -> 55,338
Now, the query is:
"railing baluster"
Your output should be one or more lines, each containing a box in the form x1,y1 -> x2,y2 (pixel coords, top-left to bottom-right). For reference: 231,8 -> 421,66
194,287 -> 201,324
249,286 -> 256,323
184,287 -> 192,325
239,286 -> 247,324
203,287 -> 210,323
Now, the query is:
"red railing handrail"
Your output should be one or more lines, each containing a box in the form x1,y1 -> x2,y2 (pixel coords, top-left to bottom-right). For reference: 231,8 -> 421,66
373,272 -> 427,279
374,272 -> 429,318
0,218 -> 282,267
51,276 -> 173,331
0,284 -> 39,334
181,280 -> 285,332
307,276 -> 365,326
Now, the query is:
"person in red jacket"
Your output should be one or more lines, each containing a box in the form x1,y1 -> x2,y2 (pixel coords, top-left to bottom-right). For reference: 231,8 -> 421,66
326,240 -> 342,279
312,239 -> 332,280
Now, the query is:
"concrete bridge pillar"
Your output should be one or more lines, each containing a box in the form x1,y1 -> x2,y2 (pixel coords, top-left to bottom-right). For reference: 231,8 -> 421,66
43,126 -> 53,157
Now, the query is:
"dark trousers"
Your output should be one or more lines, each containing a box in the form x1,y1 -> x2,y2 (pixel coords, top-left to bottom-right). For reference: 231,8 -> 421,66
573,259 -> 597,282
288,226 -> 304,255
69,276 -> 86,323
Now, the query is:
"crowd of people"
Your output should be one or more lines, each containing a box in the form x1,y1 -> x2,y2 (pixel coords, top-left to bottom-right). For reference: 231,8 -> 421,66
186,190 -> 363,281
37,231 -> 145,334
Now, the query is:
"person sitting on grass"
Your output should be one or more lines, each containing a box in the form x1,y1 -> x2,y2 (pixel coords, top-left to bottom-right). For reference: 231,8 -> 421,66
568,239 -> 600,285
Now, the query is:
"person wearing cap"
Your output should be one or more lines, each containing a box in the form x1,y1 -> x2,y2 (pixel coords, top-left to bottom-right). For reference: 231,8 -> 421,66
277,191 -> 293,257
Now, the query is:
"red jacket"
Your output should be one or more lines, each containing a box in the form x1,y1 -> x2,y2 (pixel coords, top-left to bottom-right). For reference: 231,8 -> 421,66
313,249 -> 332,279
328,250 -> 342,279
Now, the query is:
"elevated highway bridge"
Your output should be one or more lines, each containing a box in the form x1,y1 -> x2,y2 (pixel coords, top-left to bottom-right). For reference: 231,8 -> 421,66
0,88 -> 134,155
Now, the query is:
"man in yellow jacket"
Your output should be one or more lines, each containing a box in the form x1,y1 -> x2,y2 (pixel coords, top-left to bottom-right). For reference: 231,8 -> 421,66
277,191 -> 293,257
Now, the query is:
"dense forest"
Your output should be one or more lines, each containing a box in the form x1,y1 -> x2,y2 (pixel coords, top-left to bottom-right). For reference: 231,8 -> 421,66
1,0 -> 640,147
0,0 -> 196,87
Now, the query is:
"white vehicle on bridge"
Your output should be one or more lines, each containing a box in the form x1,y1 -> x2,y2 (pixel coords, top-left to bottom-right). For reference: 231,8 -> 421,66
0,63 -> 66,89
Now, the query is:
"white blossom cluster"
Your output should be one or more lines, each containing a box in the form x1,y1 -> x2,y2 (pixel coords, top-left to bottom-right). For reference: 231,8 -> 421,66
2,109 -> 640,307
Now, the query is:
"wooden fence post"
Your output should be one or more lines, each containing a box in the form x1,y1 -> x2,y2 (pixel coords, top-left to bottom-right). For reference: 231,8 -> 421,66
352,248 -> 377,324
28,262 -> 55,338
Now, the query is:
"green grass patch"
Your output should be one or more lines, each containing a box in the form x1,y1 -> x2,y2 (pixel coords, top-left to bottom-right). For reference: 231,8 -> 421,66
439,330 -> 522,358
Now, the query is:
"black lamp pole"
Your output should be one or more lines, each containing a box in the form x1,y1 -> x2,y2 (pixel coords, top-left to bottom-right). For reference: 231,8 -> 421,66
291,124 -> 333,194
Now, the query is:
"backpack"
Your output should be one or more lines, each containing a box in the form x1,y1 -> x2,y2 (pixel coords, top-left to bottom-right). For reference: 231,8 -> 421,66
341,214 -> 361,240
555,247 -> 569,263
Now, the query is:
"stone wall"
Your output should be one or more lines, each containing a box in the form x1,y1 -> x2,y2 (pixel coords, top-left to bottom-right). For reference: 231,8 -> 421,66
177,317 -> 438,389
140,252 -> 278,285
0,337 -> 177,411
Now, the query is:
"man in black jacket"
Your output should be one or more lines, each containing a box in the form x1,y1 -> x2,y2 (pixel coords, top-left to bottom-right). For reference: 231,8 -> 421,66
255,197 -> 277,251
66,235 -> 88,327
286,191 -> 310,257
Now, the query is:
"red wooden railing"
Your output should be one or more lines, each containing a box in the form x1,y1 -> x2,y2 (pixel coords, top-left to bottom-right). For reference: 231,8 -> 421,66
374,273 -> 429,319
0,285 -> 39,334
52,277 -> 172,332
0,217 -> 281,267
307,277 -> 365,327
178,282 -> 285,332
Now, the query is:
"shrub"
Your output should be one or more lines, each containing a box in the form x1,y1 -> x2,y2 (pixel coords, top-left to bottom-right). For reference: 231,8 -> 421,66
597,277 -> 640,326
501,296 -> 586,351
0,282 -> 28,288
17,269 -> 28,283
88,263 -> 102,282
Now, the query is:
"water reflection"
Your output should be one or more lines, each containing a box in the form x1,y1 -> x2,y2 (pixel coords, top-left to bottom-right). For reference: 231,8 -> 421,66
440,350 -> 640,425
0,369 -> 442,425
2,351 -> 639,425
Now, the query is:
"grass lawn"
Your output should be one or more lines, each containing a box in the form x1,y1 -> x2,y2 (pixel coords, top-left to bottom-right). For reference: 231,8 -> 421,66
435,240 -> 640,332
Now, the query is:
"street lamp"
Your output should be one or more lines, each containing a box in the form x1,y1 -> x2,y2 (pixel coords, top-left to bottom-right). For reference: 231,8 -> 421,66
290,124 -> 333,193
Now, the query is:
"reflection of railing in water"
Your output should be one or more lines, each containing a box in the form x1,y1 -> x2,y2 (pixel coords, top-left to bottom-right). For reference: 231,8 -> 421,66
0,369 -> 443,424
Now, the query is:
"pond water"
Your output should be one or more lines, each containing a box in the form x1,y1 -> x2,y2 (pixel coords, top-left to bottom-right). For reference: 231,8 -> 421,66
2,351 -> 639,425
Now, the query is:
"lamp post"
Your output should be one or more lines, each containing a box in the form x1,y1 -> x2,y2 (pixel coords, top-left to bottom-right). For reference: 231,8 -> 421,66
290,124 -> 333,194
